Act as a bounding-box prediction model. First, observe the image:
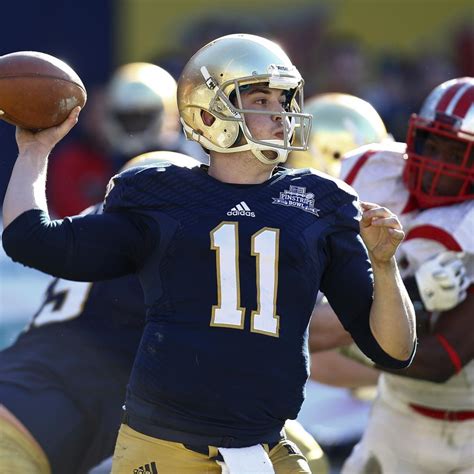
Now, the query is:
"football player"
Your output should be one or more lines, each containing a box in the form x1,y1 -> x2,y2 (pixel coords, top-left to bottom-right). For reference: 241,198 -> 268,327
337,77 -> 474,473
2,34 -> 416,473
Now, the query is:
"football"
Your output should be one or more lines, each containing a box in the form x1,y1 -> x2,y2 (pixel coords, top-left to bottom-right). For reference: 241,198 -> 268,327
0,51 -> 87,130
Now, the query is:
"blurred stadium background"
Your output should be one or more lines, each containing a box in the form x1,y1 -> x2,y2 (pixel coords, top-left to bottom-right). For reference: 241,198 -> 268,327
0,1 -> 472,472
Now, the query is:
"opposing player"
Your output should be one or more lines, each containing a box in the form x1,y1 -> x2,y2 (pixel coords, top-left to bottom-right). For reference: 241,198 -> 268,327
339,77 -> 474,474
2,34 -> 415,473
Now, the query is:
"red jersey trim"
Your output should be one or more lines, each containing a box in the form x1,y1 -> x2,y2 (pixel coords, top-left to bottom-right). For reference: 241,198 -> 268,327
344,150 -> 376,185
405,225 -> 462,252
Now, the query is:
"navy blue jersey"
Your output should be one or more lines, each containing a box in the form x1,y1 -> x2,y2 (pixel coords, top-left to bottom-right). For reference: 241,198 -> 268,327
2,164 -> 411,448
103,164 -> 395,445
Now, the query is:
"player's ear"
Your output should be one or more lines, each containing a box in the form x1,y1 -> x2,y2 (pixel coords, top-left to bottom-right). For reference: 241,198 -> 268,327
201,110 -> 215,126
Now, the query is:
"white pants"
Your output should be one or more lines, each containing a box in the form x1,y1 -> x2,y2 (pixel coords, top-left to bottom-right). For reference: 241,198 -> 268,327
342,396 -> 474,474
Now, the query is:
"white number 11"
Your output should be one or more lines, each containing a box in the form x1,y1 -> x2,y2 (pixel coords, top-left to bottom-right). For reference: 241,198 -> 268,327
210,222 -> 280,337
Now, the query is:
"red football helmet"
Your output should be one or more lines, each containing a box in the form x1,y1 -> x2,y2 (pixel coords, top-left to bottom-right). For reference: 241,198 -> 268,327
403,77 -> 474,209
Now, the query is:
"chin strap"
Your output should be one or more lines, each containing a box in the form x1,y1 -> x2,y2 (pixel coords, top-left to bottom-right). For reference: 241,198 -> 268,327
248,141 -> 289,164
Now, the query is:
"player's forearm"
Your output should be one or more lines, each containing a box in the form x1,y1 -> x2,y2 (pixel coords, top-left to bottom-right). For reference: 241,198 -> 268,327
378,337 -> 454,383
3,151 -> 49,228
369,257 -> 416,361
310,350 -> 380,387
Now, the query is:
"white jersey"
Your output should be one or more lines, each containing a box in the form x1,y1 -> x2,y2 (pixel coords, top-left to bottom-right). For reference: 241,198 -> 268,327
340,141 -> 412,219
341,142 -> 474,411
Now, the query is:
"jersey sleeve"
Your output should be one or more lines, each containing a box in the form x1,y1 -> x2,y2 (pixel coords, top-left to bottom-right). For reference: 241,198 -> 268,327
2,208 -> 159,281
400,200 -> 474,279
319,190 -> 414,369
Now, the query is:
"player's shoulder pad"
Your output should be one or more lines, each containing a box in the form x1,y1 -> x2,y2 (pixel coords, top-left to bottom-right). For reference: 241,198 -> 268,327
344,141 -> 406,161
280,167 -> 361,222
103,163 -> 193,212
340,141 -> 406,182
283,166 -> 359,201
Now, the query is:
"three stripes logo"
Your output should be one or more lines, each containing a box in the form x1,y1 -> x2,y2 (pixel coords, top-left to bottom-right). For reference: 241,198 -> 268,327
227,201 -> 255,217
133,462 -> 158,474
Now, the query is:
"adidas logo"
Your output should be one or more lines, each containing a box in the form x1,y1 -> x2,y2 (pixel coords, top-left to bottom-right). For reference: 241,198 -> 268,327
133,462 -> 158,474
227,201 -> 255,217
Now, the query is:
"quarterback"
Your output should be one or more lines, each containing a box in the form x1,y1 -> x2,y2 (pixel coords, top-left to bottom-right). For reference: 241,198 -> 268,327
2,34 -> 415,473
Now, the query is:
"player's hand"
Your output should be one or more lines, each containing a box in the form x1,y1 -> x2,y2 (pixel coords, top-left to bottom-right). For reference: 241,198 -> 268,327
359,201 -> 404,264
15,106 -> 81,157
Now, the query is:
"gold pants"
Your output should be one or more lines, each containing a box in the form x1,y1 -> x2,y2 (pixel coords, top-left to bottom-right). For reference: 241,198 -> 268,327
284,420 -> 329,474
111,423 -> 312,473
0,413 -> 51,474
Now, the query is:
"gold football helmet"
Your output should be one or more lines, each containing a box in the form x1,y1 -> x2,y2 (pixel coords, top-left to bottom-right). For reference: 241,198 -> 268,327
103,62 -> 178,156
177,34 -> 312,165
287,93 -> 389,177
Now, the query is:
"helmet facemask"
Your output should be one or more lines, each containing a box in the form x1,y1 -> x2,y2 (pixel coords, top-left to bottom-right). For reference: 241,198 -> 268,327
180,65 -> 312,165
404,114 -> 474,208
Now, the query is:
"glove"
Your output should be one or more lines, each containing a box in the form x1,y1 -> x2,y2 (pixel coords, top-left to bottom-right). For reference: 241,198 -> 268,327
415,252 -> 469,312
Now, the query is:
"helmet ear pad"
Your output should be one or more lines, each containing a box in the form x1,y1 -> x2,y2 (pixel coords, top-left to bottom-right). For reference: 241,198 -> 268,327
196,107 -> 241,149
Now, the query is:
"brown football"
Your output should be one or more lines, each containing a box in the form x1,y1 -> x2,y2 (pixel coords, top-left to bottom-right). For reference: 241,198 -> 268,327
0,51 -> 87,130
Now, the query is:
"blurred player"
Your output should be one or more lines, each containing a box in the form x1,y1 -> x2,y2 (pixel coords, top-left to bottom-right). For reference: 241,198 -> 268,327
47,62 -> 206,218
2,34 -> 415,473
339,77 -> 474,474
101,62 -> 202,159
286,92 -> 390,177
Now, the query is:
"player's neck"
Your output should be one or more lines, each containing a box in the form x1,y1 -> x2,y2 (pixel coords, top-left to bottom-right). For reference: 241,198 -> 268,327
208,152 -> 275,184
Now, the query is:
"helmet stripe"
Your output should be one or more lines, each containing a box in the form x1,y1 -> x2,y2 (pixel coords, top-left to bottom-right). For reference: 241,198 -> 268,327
436,82 -> 464,113
446,82 -> 472,115
452,85 -> 474,118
